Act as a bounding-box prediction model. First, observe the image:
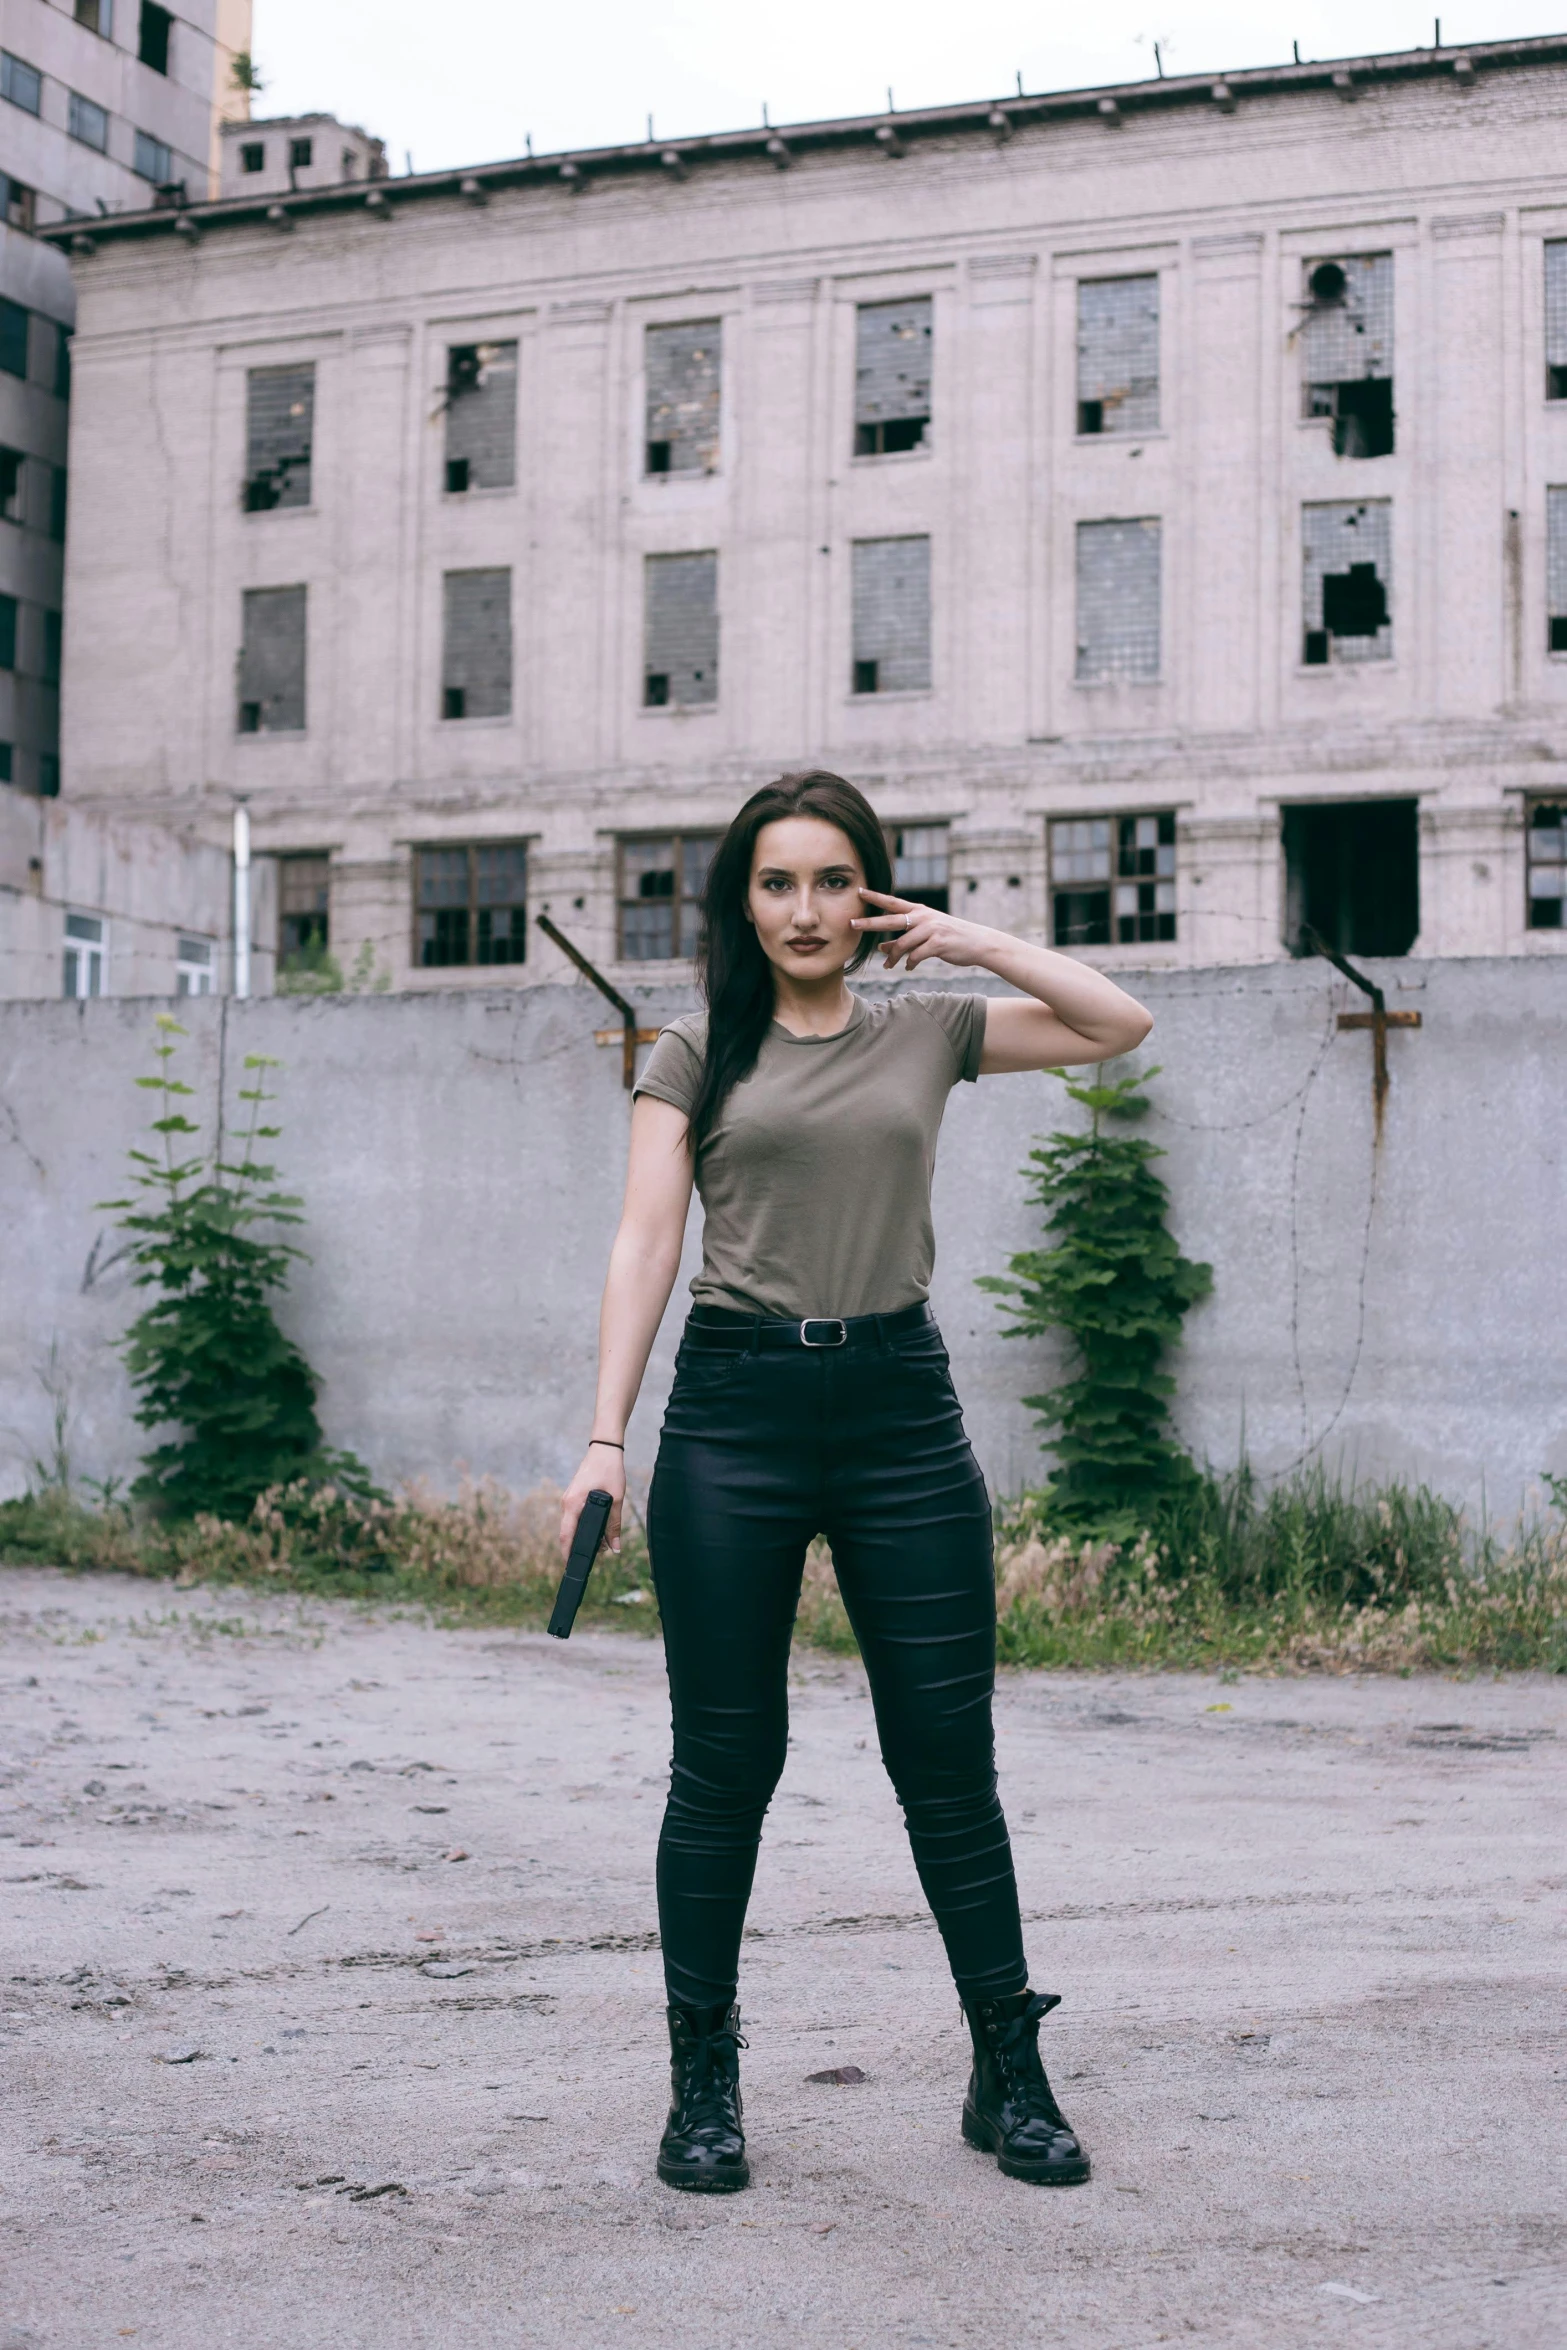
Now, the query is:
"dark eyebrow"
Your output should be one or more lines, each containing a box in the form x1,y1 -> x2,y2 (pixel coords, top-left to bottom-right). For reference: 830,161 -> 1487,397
755,862 -> 859,879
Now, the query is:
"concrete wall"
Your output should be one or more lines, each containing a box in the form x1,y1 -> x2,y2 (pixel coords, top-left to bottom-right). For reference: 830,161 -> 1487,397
2,957 -> 1563,1518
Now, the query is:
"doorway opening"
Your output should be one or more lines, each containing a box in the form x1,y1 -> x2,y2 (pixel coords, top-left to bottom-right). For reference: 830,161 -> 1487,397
1283,798 -> 1419,957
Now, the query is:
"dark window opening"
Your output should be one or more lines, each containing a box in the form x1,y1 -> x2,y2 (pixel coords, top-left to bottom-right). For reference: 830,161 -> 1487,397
240,141 -> 265,174
854,416 -> 927,457
416,842 -> 527,969
1549,364 -> 1567,402
646,439 -> 672,473
443,686 -> 465,720
3,176 -> 37,233
1527,802 -> 1567,929
1304,629 -> 1330,666
38,752 -> 58,797
0,594 -> 16,670
1050,813 -> 1175,946
0,741 -> 13,782
617,833 -> 718,960
1284,799 -> 1419,958
138,2 -> 171,74
49,466 -> 67,543
1308,375 -> 1395,458
54,326 -> 70,400
444,457 -> 470,494
244,364 -> 314,512
278,854 -> 330,969
1321,561 -> 1388,640
1551,616 -> 1567,654
644,671 -> 669,706
1077,399 -> 1104,436
0,299 -> 30,380
853,658 -> 878,696
238,701 -> 261,732
42,609 -> 61,686
290,137 -> 313,169
0,448 -> 22,523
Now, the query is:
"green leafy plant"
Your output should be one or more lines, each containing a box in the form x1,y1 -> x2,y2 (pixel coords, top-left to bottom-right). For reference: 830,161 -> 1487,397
276,935 -> 344,996
229,51 -> 264,94
978,1066 -> 1212,1530
100,1017 -> 373,1522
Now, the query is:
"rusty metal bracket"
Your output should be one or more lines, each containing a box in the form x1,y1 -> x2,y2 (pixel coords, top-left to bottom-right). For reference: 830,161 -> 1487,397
536,914 -> 653,1090
1303,926 -> 1422,1140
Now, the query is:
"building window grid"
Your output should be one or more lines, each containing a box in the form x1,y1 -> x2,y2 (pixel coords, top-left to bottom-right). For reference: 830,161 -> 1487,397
1300,254 -> 1395,457
886,823 -> 950,912
1,52 -> 42,116
1545,243 -> 1567,400
644,321 -> 722,476
1527,803 -> 1567,930
854,297 -> 932,456
415,842 -> 528,969
277,853 -> 330,966
1076,275 -> 1160,437
616,833 -> 719,961
1050,814 -> 1176,947
67,90 -> 109,152
1075,518 -> 1161,682
440,567 -> 512,721
134,129 -> 174,183
643,551 -> 718,708
1302,500 -> 1392,665
63,912 -> 105,998
176,936 -> 214,996
851,535 -> 932,694
1547,488 -> 1567,652
443,341 -> 517,494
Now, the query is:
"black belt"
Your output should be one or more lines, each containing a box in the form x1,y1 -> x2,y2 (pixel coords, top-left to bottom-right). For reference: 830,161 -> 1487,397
683,1299 -> 934,1354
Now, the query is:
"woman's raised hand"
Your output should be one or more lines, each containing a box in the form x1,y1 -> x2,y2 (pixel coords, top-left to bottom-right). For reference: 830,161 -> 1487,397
851,888 -> 1000,973
559,1445 -> 627,1562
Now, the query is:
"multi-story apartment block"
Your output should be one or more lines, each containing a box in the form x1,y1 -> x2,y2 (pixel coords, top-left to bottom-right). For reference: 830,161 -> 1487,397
0,0 -> 248,993
39,37 -> 1567,992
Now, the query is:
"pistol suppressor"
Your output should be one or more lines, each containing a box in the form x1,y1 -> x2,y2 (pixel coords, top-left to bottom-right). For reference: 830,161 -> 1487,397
547,1488 -> 614,1639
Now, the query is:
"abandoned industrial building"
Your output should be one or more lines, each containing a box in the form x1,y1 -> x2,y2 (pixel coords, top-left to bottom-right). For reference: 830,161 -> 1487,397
17,34 -> 1567,996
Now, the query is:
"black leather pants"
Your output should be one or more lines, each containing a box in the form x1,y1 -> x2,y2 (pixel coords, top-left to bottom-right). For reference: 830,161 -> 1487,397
647,1306 -> 1029,2011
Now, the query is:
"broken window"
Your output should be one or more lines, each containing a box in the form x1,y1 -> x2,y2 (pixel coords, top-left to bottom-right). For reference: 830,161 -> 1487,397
1545,243 -> 1567,400
851,536 -> 931,694
63,912 -> 105,999
415,842 -> 528,969
138,1 -> 171,73
1,53 -> 41,115
74,0 -> 111,33
1076,275 -> 1159,437
443,341 -> 517,493
0,447 -> 23,524
175,936 -> 214,997
886,822 -> 949,912
1049,813 -> 1176,947
643,552 -> 718,707
441,568 -> 512,720
1302,500 -> 1392,664
855,297 -> 932,457
616,833 -> 719,960
1300,254 -> 1394,458
1526,803 -> 1567,928
1548,486 -> 1567,652
1075,518 -> 1161,682
1283,799 -> 1418,956
277,854 -> 330,966
244,365 -> 314,512
644,321 -> 721,476
237,585 -> 306,733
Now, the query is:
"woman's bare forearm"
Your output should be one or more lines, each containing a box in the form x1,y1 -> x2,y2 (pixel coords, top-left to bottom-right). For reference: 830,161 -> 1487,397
978,932 -> 1153,1048
589,1225 -> 684,1444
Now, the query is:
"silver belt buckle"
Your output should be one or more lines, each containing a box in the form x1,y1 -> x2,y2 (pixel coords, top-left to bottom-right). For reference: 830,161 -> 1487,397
799,1317 -> 848,1348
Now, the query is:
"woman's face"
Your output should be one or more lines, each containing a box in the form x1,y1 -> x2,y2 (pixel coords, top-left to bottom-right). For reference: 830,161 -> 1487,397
745,816 -> 866,981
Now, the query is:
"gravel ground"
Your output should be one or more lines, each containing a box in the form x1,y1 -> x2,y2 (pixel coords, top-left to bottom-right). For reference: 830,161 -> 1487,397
0,1566 -> 1561,2350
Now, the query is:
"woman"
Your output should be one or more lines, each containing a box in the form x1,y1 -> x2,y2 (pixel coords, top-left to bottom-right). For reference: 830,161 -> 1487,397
559,771 -> 1151,2194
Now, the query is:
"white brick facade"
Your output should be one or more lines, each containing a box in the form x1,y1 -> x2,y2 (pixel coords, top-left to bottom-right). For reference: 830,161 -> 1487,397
43,39 -> 1567,990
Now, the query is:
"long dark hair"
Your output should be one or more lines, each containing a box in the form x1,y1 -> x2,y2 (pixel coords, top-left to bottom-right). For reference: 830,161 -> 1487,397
687,771 -> 892,1156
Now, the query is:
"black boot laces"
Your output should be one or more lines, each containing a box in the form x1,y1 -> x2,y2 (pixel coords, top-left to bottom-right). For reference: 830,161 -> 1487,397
992,1992 -> 1070,2128
675,2017 -> 747,2138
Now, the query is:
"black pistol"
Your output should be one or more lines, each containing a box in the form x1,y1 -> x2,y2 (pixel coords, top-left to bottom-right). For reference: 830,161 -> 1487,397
547,1488 -> 614,1640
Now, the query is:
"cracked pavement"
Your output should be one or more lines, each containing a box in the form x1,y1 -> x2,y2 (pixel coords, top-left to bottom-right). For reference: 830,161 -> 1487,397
0,1567 -> 1562,2348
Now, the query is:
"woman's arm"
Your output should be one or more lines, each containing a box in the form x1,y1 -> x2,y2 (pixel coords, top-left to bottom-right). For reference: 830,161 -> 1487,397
851,889 -> 1153,1073
558,1093 -> 695,1559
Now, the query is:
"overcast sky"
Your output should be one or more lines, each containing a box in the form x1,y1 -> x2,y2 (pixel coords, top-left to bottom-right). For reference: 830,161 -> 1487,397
252,3 -> 1567,175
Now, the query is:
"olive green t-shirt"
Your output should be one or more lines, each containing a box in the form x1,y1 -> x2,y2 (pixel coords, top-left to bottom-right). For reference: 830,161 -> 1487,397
632,990 -> 988,1319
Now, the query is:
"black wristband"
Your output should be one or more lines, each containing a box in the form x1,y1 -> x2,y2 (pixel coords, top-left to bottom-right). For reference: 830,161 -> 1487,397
588,1438 -> 624,1450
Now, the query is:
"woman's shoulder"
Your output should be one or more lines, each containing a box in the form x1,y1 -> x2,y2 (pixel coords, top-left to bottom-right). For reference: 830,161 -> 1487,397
658,1010 -> 708,1053
865,988 -> 988,1082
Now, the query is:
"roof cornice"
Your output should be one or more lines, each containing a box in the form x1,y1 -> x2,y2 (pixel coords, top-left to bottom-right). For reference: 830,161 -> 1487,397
42,35 -> 1567,253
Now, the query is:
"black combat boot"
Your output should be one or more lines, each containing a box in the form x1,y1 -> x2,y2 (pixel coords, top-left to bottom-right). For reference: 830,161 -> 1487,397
960,1989 -> 1091,2185
656,2000 -> 750,2192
